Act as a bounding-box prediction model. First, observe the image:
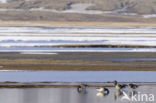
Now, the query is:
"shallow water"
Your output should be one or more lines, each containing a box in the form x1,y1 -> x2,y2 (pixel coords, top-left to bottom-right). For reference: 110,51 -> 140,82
0,71 -> 156,82
1,47 -> 156,53
0,85 -> 155,103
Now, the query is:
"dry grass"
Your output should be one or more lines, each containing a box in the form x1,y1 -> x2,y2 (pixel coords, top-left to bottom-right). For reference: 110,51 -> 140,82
1,20 -> 156,27
1,59 -> 156,71
1,0 -> 156,14
0,0 -> 156,22
1,52 -> 156,71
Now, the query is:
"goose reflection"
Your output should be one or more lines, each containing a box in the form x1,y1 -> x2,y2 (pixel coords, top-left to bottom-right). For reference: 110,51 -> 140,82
128,83 -> 139,97
129,90 -> 138,98
114,87 -> 139,100
114,90 -> 124,100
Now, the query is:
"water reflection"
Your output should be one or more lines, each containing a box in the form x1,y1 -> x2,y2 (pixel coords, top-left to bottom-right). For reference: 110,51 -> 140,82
129,90 -> 138,98
0,85 -> 155,103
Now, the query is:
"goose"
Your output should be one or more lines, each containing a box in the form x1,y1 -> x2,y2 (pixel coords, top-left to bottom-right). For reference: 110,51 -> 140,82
96,87 -> 109,93
77,84 -> 88,93
114,81 -> 128,90
129,83 -> 138,90
96,87 -> 109,97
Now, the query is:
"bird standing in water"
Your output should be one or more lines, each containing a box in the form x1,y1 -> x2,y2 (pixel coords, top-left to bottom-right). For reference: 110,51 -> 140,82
114,80 -> 128,90
77,84 -> 88,94
129,83 -> 138,90
96,87 -> 109,97
129,83 -> 139,97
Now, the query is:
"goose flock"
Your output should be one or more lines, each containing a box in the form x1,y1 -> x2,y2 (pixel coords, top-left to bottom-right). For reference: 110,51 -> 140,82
77,81 -> 139,98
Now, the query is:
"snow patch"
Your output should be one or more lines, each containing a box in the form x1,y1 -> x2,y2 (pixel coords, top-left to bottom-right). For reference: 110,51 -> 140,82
142,14 -> 156,18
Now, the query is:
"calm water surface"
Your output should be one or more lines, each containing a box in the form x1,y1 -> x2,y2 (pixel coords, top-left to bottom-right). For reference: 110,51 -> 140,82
0,85 -> 155,103
0,71 -> 156,82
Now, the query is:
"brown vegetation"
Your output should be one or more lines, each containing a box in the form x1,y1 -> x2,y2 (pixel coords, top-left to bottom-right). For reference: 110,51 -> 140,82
1,0 -> 156,14
0,0 -> 156,22
1,52 -> 156,71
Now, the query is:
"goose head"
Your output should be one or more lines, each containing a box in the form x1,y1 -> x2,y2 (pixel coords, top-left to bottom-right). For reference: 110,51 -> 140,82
114,80 -> 118,86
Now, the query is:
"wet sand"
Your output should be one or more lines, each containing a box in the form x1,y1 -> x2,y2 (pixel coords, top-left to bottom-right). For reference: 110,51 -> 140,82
0,52 -> 156,71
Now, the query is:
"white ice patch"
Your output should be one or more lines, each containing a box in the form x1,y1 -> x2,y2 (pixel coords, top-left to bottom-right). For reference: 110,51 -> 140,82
142,14 -> 156,18
0,0 -> 7,3
1,35 -> 156,47
1,27 -> 156,34
0,27 -> 156,52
